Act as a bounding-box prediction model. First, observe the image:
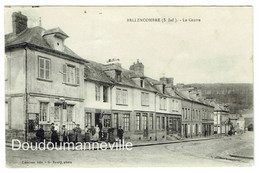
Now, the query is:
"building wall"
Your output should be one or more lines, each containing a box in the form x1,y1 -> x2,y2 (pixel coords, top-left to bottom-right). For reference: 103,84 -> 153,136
84,81 -> 111,110
26,49 -> 85,100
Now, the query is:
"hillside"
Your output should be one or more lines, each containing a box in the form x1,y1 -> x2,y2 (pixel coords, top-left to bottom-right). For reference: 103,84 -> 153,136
186,83 -> 253,114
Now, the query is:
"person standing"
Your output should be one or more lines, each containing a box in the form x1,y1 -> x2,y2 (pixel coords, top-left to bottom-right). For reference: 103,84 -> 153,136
118,126 -> 124,144
73,124 -> 82,144
36,125 -> 45,142
93,125 -> 100,141
84,125 -> 91,142
51,126 -> 59,145
60,125 -> 68,144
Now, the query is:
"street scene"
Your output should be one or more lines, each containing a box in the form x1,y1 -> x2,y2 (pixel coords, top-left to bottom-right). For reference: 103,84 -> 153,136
6,131 -> 254,167
4,7 -> 253,167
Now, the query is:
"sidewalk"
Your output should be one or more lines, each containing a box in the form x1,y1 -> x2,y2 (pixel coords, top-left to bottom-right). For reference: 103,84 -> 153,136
6,136 -> 218,151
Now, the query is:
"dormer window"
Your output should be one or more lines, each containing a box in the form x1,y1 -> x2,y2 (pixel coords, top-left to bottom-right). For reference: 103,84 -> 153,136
140,79 -> 144,88
116,70 -> 122,82
162,84 -> 166,94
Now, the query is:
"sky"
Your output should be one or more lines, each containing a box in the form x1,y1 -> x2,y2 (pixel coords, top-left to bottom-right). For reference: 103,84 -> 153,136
4,6 -> 253,84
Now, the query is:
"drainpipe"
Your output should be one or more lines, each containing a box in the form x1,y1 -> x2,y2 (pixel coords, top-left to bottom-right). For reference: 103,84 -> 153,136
24,46 -> 28,142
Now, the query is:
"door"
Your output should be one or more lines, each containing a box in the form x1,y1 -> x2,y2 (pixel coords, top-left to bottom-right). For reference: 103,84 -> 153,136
195,124 -> 198,136
184,124 -> 188,138
143,114 -> 148,138
54,103 -> 62,131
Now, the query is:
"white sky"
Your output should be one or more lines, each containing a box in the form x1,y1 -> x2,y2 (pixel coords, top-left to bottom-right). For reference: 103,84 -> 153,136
4,6 -> 253,84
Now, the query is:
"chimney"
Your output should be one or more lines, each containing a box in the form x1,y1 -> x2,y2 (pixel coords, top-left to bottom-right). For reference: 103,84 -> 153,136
12,12 -> 28,35
159,77 -> 167,85
129,59 -> 144,75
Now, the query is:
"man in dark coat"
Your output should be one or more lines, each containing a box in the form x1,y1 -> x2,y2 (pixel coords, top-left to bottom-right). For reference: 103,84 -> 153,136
36,125 -> 45,142
73,124 -> 82,144
118,126 -> 124,144
51,126 -> 59,145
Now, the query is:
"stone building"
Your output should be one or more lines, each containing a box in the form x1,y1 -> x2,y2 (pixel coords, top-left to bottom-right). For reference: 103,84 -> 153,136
176,87 -> 214,138
5,12 -> 87,142
5,12 -> 215,142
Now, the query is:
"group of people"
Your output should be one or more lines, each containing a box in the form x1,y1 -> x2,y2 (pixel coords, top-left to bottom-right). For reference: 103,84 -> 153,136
35,123 -> 125,144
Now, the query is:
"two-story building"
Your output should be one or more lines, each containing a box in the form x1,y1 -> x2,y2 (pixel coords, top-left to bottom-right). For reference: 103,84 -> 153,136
5,12 -> 86,142
176,87 -> 214,138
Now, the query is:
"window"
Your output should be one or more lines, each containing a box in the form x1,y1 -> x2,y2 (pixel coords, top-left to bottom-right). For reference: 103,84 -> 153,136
141,92 -> 149,106
142,114 -> 148,130
104,114 -> 111,128
162,117 -> 165,130
162,84 -> 166,94
136,113 -> 141,130
156,116 -> 160,130
38,57 -> 50,80
113,113 -> 118,128
116,88 -> 128,105
54,103 -> 62,121
62,64 -> 80,85
123,114 -> 130,131
149,114 -> 153,130
160,97 -> 167,110
85,112 -> 92,127
172,100 -> 178,112
140,79 -> 144,88
116,70 -> 122,82
103,86 -> 108,102
67,105 -> 74,122
39,102 -> 48,122
95,85 -> 101,101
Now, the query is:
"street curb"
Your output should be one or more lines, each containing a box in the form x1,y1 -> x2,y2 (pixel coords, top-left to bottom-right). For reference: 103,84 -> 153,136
229,154 -> 254,160
132,137 -> 218,147
6,137 -> 218,150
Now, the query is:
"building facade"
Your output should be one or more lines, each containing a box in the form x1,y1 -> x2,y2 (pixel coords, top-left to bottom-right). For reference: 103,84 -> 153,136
5,12 -> 216,143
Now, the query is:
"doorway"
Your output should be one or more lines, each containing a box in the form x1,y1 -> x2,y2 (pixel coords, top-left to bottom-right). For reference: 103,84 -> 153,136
184,124 -> 188,138
143,114 -> 148,138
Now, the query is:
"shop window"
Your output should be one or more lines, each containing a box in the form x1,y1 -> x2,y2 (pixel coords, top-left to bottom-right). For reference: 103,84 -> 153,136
162,117 -> 165,130
39,102 -> 48,122
67,105 -> 74,122
85,112 -> 92,127
136,113 -> 141,130
142,113 -> 148,130
113,113 -> 118,128
104,114 -> 111,128
149,114 -> 153,130
123,114 -> 130,131
156,116 -> 160,130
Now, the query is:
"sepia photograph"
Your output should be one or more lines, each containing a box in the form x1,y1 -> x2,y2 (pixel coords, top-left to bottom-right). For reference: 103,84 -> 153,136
4,6 -> 254,168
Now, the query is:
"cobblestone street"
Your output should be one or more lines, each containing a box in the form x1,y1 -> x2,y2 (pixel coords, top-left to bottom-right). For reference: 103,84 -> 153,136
6,131 -> 254,167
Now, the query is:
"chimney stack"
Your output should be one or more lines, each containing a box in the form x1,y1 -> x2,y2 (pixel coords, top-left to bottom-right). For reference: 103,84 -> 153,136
12,12 -> 28,35
129,59 -> 144,75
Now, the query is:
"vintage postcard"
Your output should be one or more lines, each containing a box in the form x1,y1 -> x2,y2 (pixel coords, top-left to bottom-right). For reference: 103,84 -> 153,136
4,6 -> 253,167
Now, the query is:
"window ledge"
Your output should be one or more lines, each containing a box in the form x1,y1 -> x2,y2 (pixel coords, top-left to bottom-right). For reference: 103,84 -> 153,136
141,105 -> 149,107
116,104 -> 128,106
62,82 -> 80,87
37,78 -> 53,82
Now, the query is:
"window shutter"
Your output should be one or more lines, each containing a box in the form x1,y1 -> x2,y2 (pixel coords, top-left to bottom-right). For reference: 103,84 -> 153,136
63,64 -> 67,83
76,67 -> 80,84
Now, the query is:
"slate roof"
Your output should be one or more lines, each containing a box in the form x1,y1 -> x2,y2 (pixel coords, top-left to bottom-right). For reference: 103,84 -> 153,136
84,62 -> 114,84
5,26 -> 85,62
176,89 -> 213,107
43,27 -> 69,38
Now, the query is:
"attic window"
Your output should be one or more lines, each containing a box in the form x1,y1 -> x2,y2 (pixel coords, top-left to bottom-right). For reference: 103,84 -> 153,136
115,70 -> 122,82
162,84 -> 166,94
140,79 -> 144,88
